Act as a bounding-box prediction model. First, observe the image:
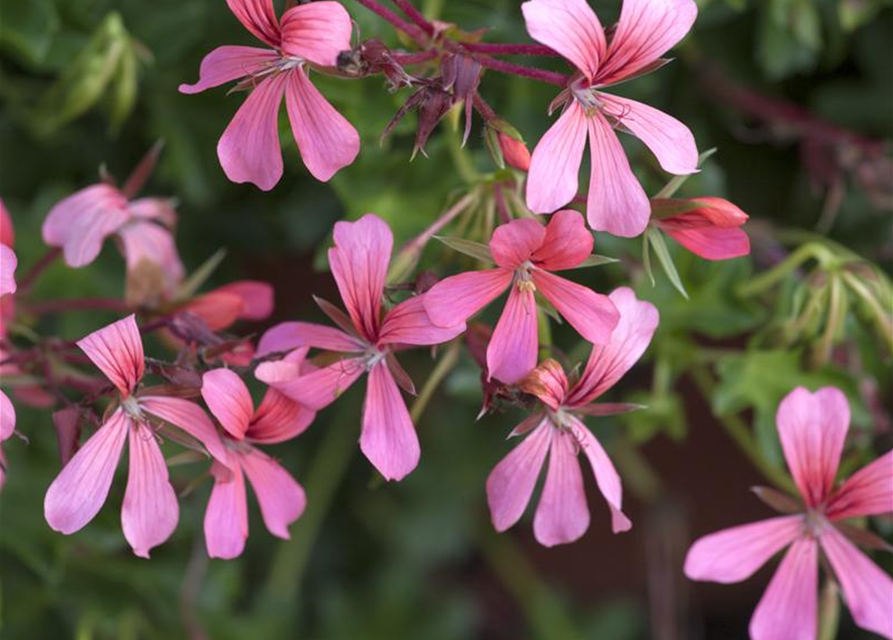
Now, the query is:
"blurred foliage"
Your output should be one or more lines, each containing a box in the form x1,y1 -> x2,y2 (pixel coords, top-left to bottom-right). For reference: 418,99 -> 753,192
0,0 -> 891,639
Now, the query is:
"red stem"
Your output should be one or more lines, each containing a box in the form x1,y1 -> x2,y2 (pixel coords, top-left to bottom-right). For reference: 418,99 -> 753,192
390,0 -> 434,35
392,50 -> 438,65
17,247 -> 61,294
352,0 -> 429,45
462,43 -> 557,56
473,55 -> 568,87
24,297 -> 134,316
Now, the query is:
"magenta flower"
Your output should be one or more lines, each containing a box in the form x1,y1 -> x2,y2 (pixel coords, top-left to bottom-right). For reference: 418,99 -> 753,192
424,210 -> 619,384
179,0 -> 360,190
43,315 -> 228,557
486,287 -> 658,545
0,223 -> 15,489
201,361 -> 314,559
0,242 -> 15,299
255,214 -> 465,481
652,197 -> 750,260
523,0 -> 699,237
685,387 -> 893,640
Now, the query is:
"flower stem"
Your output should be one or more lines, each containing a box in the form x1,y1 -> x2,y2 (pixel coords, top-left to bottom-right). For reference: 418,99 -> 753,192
17,247 -> 61,294
391,50 -> 438,66
23,297 -> 134,316
410,340 -> 460,422
390,0 -> 434,35
472,55 -> 568,87
352,0 -> 429,45
462,43 -> 557,56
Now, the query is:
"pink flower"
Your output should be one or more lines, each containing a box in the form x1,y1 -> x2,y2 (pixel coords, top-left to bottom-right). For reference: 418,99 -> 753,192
0,206 -> 15,489
424,210 -> 619,384
201,361 -> 313,558
179,0 -> 360,190
43,315 -> 228,557
652,197 -> 750,260
255,214 -> 465,481
186,280 -> 275,331
684,387 -> 893,640
42,184 -> 184,293
486,287 -> 658,545
0,390 -> 15,490
523,0 -> 699,237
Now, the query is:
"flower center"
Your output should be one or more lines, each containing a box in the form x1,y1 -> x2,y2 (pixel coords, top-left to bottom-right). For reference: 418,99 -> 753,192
121,395 -> 143,420
570,84 -> 631,126
362,346 -> 387,371
515,262 -> 536,293
803,508 -> 827,539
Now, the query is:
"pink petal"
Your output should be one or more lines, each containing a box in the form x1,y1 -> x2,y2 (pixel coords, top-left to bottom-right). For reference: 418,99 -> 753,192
257,321 -> 363,356
285,68 -> 359,182
217,73 -> 286,191
749,537 -> 818,640
586,111 -> 650,237
117,221 -> 184,294
519,359 -> 569,410
531,209 -> 594,271
521,0 -> 605,81
486,420 -> 552,531
201,369 -> 254,440
360,362 -> 419,481
489,218 -> 546,269
257,357 -> 364,411
526,101 -> 588,215
186,291 -> 244,331
226,0 -> 281,48
663,226 -> 750,260
204,457 -> 248,559
44,409 -> 128,534
533,429 -> 590,546
248,387 -> 316,444
597,0 -> 698,85
487,284 -> 538,384
601,93 -> 698,175
215,280 -> 274,320
279,1 -> 353,66
179,45 -> 278,94
77,315 -> 145,397
826,450 -> 893,521
42,184 -> 130,267
0,390 -> 14,441
379,294 -> 466,347
240,447 -> 306,537
127,197 -> 177,225
683,516 -> 805,583
423,269 -> 512,327
531,270 -> 619,346
568,287 -> 659,405
776,386 -> 850,508
329,214 -> 392,341
138,396 -> 228,465
0,244 -> 16,297
0,197 -> 14,247
821,524 -> 893,639
571,417 -> 631,532
121,423 -> 178,558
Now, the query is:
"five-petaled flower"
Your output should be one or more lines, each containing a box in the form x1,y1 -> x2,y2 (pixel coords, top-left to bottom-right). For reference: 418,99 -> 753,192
486,287 -> 658,545
201,361 -> 315,559
523,0 -> 700,237
424,210 -> 619,384
684,386 -> 893,640
254,214 -> 465,481
44,315 -> 228,557
652,197 -> 751,260
179,0 -> 360,190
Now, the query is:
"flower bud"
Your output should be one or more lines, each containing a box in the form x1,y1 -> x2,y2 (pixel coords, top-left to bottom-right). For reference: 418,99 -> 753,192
498,132 -> 531,172
652,197 -> 750,261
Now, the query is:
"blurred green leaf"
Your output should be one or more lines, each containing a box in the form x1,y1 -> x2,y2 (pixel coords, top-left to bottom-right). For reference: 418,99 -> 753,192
0,0 -> 59,66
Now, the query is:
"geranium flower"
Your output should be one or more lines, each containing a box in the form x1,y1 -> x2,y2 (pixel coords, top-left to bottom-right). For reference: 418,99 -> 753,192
0,214 -> 16,489
255,214 -> 465,481
44,315 -> 228,557
523,0 -> 699,237
486,287 -> 658,545
652,197 -> 750,260
201,361 -> 314,558
424,210 -> 619,384
685,386 -> 893,640
179,0 -> 360,190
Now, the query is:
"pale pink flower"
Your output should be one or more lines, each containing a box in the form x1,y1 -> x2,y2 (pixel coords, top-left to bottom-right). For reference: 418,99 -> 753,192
179,0 -> 360,190
652,197 -> 750,260
685,386 -> 893,640
0,389 -> 15,490
424,210 -> 619,384
523,0 -> 699,237
201,360 -> 314,559
44,315 -> 228,557
486,287 -> 658,545
42,184 -> 184,292
255,214 -> 465,481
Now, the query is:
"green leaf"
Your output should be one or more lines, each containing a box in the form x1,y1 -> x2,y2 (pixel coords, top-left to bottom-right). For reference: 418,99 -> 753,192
577,254 -> 619,268
434,236 -> 494,263
647,228 -> 688,299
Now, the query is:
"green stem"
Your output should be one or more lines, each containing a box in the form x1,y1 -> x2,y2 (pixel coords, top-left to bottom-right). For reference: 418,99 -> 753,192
410,340 -> 461,422
817,579 -> 841,640
537,307 -> 552,362
736,243 -> 823,298
446,126 -> 479,184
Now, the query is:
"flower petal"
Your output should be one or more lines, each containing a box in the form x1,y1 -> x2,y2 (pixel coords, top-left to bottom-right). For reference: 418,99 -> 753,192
586,111 -> 650,237
44,409 -> 128,534
531,270 -> 619,346
360,362 -> 419,481
204,457 -> 248,559
117,221 -> 184,294
217,74 -> 286,191
486,421 -> 552,531
487,284 -> 538,384
519,359 -> 569,411
821,525 -> 893,639
240,447 -> 306,538
531,209 -> 594,271
201,369 -> 254,440
226,0 -> 281,47
826,450 -> 893,521
423,269 -> 512,327
257,321 -> 363,356
257,357 -> 364,411
121,424 -> 178,558
683,515 -> 805,583
179,45 -> 279,94
0,390 -> 15,441
776,386 -> 850,508
571,417 -> 631,532
0,197 -> 14,247
664,226 -> 750,260
749,537 -> 818,640
568,287 -> 659,405
185,291 -> 244,331
139,396 -> 228,465
379,294 -> 466,346
77,315 -> 145,397
248,387 -> 316,443
214,280 -> 274,321
526,101 -> 588,215
534,429 -> 590,546
280,1 -> 353,66
489,218 -> 546,269
521,0 -> 605,81
42,184 -> 130,267
0,244 -> 16,297
285,68 -> 359,182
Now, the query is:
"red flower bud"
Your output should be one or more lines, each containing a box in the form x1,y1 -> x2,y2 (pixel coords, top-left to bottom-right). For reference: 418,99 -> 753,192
652,197 -> 750,261
498,132 -> 531,172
